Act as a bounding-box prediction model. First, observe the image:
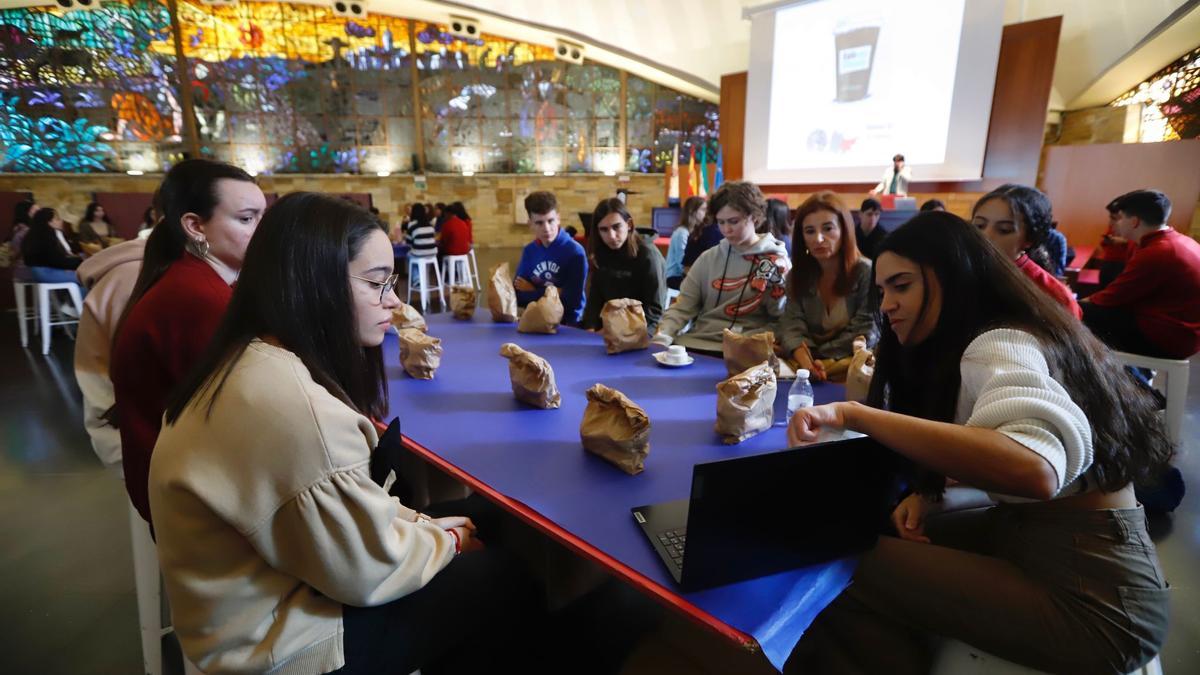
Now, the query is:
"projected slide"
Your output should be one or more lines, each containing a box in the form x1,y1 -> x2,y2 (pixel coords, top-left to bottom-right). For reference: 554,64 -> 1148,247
767,0 -> 963,170
743,0 -> 1002,184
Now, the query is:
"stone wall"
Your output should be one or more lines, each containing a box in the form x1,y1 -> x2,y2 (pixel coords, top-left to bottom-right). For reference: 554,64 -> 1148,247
0,173 -> 667,249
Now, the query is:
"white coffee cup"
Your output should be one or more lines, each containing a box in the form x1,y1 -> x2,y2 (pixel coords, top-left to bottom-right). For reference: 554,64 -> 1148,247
666,345 -> 688,364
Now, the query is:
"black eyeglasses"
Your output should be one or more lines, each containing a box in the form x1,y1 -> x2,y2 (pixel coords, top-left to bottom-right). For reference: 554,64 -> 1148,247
350,273 -> 399,304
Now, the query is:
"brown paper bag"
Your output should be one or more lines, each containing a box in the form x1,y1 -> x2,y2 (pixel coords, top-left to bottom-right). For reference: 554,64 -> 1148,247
600,299 -> 650,354
499,343 -> 561,409
517,284 -> 564,334
488,262 -> 519,322
714,362 -> 778,444
845,335 -> 875,403
390,302 -> 427,333
580,384 -> 650,475
722,328 -> 780,377
450,285 -> 476,320
397,328 -> 442,379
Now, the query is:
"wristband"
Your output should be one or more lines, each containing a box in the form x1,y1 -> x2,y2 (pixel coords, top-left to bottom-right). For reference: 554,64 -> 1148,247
448,528 -> 462,554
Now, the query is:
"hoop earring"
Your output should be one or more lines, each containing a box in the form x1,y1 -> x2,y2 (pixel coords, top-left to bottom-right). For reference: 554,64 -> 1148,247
187,237 -> 210,258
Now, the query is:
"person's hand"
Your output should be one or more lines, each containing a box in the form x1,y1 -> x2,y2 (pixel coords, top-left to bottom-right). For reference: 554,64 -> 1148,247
650,333 -> 672,348
513,277 -> 535,292
792,346 -> 819,375
453,526 -> 484,553
430,515 -> 476,533
891,493 -> 932,544
868,189 -> 878,196
787,402 -> 847,445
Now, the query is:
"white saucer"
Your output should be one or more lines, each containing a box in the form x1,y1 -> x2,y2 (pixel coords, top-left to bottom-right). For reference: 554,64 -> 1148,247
653,351 -> 694,368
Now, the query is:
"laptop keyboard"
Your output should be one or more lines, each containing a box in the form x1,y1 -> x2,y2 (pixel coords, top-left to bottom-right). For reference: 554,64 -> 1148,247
656,528 -> 687,568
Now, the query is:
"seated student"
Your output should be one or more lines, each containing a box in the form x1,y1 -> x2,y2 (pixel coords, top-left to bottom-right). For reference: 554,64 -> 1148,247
665,196 -> 706,289
971,184 -> 1082,319
1083,189 -> 1200,360
778,192 -> 877,381
150,193 -> 541,675
581,198 -> 666,333
137,206 -> 157,240
919,198 -> 946,212
855,197 -> 887,259
1096,206 -> 1135,288
75,237 -> 146,477
514,191 -> 588,325
405,203 -> 437,258
21,207 -> 83,284
786,211 -> 1170,675
681,200 -> 723,272
438,201 -> 473,257
77,202 -> 117,250
653,181 -> 789,352
765,198 -> 794,255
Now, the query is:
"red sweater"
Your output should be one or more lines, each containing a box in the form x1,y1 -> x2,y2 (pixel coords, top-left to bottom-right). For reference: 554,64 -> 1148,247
439,215 -> 473,256
1016,254 -> 1082,319
111,255 -> 233,524
1089,228 -> 1200,359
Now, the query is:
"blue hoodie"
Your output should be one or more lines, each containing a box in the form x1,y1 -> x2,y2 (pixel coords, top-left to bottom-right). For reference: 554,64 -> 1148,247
514,229 -> 588,325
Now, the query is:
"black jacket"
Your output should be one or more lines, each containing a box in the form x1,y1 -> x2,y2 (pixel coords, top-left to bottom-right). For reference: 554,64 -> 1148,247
581,242 -> 666,332
22,226 -> 82,270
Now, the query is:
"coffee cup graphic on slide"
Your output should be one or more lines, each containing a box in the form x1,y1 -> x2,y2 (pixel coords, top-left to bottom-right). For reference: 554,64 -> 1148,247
834,20 -> 880,102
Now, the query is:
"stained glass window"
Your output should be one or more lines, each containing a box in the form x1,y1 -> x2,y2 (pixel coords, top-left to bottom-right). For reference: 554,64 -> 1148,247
177,0 -> 415,173
625,75 -> 718,173
0,0 -> 183,172
1111,46 -> 1200,143
1,2 -> 717,174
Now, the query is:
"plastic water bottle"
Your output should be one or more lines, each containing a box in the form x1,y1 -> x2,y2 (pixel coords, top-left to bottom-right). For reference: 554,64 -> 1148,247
788,369 -> 814,418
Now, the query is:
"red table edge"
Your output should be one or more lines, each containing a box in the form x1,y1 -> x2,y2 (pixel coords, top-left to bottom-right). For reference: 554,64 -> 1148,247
374,420 -> 760,653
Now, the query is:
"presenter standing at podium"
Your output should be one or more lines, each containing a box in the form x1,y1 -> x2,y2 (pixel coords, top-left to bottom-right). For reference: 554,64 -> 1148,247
870,153 -> 911,196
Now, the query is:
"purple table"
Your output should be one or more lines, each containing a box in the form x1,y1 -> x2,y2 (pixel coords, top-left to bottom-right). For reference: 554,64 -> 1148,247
384,313 -> 853,670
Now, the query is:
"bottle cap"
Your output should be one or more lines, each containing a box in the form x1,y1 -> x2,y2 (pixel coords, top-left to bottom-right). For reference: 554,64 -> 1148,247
794,369 -> 810,380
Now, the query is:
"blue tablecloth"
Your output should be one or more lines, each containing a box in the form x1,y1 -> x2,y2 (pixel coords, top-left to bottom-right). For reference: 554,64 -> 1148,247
384,313 -> 855,670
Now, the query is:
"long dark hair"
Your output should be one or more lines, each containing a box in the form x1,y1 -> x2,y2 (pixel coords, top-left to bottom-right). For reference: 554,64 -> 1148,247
868,211 -> 1171,496
165,192 -> 390,424
678,196 -> 706,239
12,199 -> 36,228
84,202 -> 112,225
973,184 -> 1054,273
790,191 -> 861,299
410,202 -> 432,228
588,197 -> 639,267
445,201 -> 471,221
764,198 -> 792,239
118,159 -> 255,335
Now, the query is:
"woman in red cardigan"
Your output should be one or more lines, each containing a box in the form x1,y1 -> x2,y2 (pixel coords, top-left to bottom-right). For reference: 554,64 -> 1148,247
111,159 -> 266,525
438,201 -> 473,257
971,184 -> 1082,319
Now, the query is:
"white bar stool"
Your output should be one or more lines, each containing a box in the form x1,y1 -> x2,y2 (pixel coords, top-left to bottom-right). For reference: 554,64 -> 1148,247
441,254 -> 474,290
1114,351 -> 1192,446
12,280 -> 41,348
468,248 -> 481,290
129,504 -> 204,674
407,255 -> 445,312
35,282 -> 83,355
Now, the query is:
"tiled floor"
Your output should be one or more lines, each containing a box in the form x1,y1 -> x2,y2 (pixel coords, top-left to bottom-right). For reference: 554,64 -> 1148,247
1,248 -> 1196,674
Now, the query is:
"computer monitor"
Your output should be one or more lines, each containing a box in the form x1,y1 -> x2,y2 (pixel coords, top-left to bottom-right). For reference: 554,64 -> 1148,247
651,207 -> 681,237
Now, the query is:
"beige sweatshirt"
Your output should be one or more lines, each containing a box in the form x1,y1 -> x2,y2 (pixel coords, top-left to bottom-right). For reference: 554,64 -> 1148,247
149,341 -> 457,675
74,238 -> 145,475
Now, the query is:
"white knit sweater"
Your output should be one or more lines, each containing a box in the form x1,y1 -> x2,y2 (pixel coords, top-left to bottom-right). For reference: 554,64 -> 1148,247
956,328 -> 1094,501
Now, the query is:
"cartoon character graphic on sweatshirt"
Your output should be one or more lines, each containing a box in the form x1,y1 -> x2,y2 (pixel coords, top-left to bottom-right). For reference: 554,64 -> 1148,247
712,252 -> 788,318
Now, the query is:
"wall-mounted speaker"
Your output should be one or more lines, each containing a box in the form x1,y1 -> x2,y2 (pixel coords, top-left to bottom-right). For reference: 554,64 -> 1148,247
331,0 -> 366,18
448,15 -> 480,41
555,39 -> 585,65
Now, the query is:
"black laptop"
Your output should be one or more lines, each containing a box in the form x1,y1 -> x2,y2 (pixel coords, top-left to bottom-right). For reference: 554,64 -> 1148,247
632,435 -> 899,591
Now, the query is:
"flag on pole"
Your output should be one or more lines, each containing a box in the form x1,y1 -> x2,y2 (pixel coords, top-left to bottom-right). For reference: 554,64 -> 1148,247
698,144 -> 709,197
667,144 -> 681,202
687,146 -> 698,199
713,144 -> 724,189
